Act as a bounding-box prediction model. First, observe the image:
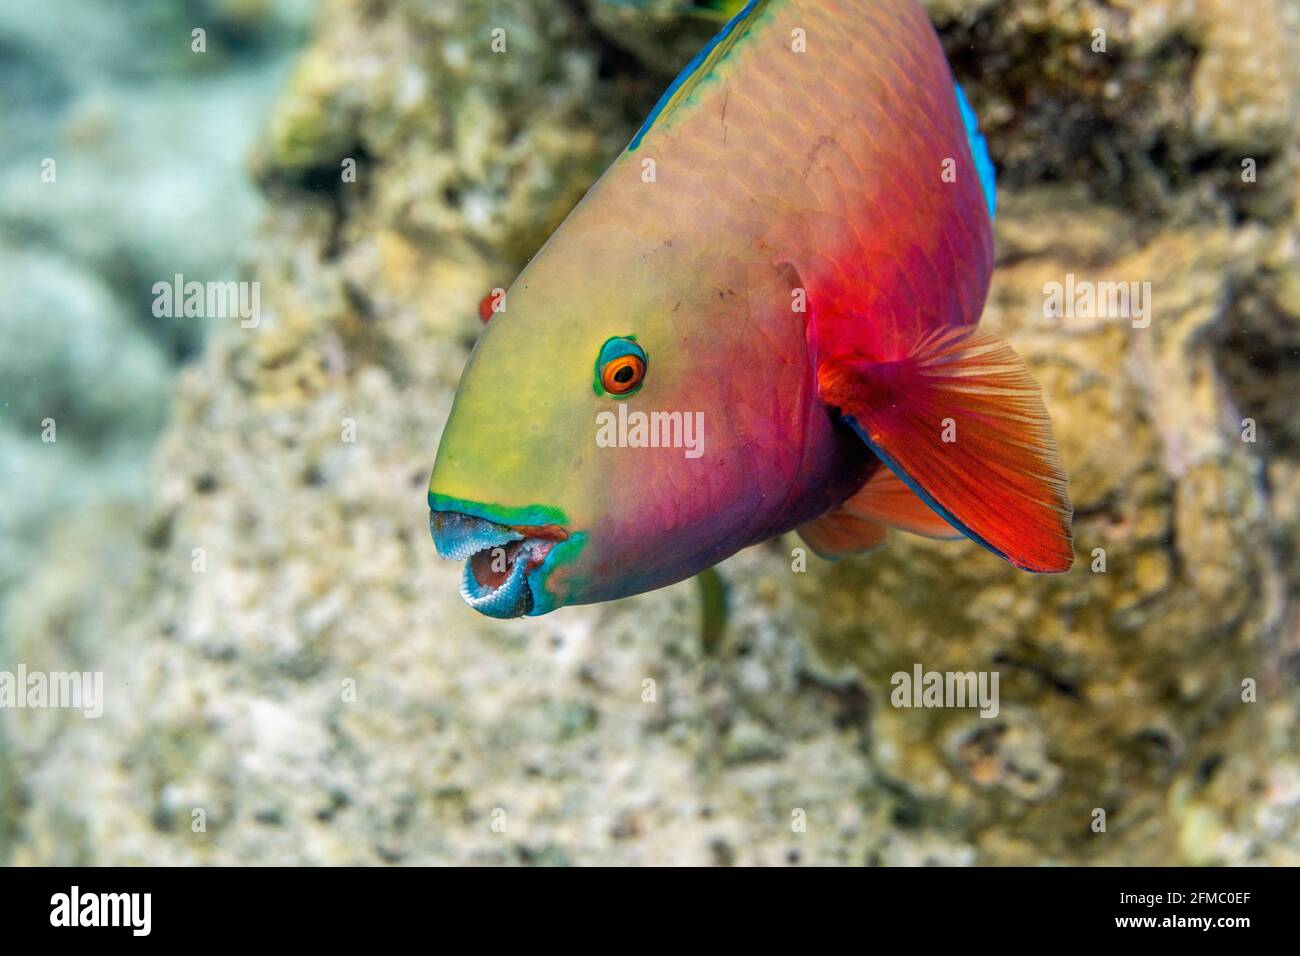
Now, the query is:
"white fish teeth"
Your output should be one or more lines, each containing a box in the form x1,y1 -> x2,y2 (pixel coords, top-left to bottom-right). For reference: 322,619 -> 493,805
432,511 -> 557,619
459,542 -> 533,618
430,511 -> 522,561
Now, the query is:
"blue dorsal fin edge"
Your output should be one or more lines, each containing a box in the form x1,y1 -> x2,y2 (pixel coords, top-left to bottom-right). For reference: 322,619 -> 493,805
628,0 -> 763,151
954,82 -> 997,220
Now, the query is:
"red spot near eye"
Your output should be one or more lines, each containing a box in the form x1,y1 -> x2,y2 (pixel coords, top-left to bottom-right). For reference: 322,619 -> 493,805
478,291 -> 496,324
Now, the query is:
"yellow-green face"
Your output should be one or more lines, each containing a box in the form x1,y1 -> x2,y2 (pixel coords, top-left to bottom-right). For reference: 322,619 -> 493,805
428,204 -> 865,618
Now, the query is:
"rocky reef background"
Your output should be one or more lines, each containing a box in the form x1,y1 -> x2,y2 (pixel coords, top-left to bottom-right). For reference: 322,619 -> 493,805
2,0 -> 1297,865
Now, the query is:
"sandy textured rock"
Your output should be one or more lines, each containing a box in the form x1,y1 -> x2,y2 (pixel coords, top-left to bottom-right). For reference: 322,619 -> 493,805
3,0 -> 1297,865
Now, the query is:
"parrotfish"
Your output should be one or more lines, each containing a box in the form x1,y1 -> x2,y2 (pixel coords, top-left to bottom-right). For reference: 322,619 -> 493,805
429,0 -> 1073,619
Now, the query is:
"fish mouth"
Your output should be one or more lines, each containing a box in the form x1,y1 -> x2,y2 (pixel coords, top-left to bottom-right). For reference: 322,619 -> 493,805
429,510 -> 569,619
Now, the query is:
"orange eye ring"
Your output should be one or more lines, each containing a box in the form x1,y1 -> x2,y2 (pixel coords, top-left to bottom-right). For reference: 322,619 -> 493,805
601,354 -> 646,395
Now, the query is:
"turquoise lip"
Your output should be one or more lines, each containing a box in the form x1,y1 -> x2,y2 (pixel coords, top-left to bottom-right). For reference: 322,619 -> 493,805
524,532 -> 587,616
428,491 -> 567,529
427,491 -> 585,617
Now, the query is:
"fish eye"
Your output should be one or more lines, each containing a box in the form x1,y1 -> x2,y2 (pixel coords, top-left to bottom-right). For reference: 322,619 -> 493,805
595,337 -> 647,397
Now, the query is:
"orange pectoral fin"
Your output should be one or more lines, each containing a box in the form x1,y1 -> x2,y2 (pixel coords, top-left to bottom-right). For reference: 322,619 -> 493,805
840,466 -> 964,540
797,510 -> 888,560
818,326 -> 1074,573
796,465 -> 960,560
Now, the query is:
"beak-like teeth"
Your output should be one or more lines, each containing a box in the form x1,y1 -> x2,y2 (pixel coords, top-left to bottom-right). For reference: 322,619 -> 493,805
459,543 -> 536,618
429,511 -> 523,561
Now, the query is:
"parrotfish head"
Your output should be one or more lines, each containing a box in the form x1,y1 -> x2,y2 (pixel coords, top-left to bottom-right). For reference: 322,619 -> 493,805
428,220 -> 868,618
